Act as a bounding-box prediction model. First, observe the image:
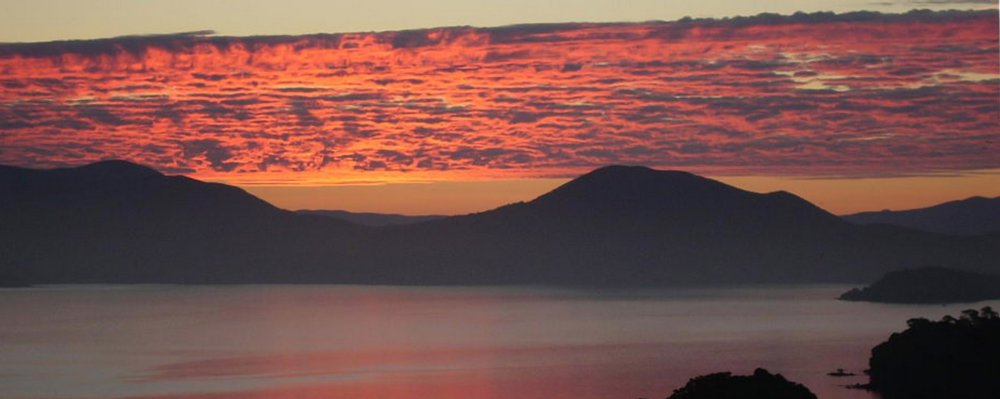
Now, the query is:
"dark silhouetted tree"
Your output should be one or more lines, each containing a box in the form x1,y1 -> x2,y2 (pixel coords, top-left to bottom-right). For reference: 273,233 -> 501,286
667,368 -> 817,399
867,306 -> 1000,399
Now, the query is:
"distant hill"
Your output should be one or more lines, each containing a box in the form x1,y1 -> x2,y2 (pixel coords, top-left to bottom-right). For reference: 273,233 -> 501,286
368,166 -> 1000,285
297,210 -> 445,226
843,196 -> 1000,236
0,271 -> 29,288
3,162 -> 999,285
839,267 -> 1000,304
0,160 -> 361,283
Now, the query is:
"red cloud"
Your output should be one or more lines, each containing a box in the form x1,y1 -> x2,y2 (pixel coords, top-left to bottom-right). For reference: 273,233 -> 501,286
0,11 -> 997,183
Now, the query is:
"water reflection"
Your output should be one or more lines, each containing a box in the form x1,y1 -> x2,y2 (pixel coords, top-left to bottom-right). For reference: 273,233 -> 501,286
0,285 -> 994,399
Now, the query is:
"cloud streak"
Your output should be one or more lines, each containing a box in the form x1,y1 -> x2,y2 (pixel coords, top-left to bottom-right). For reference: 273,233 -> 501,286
0,10 -> 997,183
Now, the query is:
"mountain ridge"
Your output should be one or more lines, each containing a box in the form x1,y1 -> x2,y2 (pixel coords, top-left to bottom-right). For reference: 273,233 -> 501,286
843,196 -> 1000,235
2,161 -> 998,286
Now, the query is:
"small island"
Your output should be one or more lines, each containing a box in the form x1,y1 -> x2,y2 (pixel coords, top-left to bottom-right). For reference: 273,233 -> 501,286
826,368 -> 855,377
864,307 -> 1000,399
667,368 -> 817,399
839,266 -> 1000,304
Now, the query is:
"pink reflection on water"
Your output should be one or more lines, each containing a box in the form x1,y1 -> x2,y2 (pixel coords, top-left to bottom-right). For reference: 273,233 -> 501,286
124,341 -> 875,399
5,285 -> 983,399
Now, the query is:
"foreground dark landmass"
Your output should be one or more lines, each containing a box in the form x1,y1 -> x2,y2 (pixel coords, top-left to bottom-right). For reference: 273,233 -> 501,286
843,196 -> 1000,236
865,307 -> 1000,399
665,309 -> 1000,399
667,368 -> 817,399
297,209 -> 446,226
2,161 -> 999,285
839,267 -> 1000,304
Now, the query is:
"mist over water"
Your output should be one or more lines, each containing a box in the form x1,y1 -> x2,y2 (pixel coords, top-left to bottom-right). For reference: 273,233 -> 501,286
1,285 -> 994,399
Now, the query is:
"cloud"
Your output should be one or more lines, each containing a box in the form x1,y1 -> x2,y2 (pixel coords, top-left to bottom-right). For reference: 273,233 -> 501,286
0,31 -> 217,58
178,139 -> 239,172
76,105 -> 131,126
907,0 -> 996,4
0,10 -> 996,182
288,100 -> 324,127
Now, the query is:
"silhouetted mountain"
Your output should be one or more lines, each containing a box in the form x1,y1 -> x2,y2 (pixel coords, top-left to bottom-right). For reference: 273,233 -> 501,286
667,368 -> 817,399
839,267 -> 1000,304
843,196 -> 1000,235
369,166 -> 1000,285
864,307 -> 1000,399
499,166 -> 841,228
0,160 -> 363,283
297,209 -> 446,226
2,162 -> 999,285
0,271 -> 29,287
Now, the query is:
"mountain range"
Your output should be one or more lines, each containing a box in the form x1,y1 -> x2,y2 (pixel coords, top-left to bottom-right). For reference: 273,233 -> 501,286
2,161 -> 998,286
302,193 -> 1000,237
843,196 -> 1000,236
305,190 -> 1000,235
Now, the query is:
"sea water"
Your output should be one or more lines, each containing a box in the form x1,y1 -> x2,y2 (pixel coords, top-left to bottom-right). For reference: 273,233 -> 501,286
1,284 -> 995,399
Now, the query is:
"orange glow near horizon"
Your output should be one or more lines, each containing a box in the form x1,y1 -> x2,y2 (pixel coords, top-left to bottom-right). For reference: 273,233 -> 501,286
714,170 -> 1000,215
242,178 -> 566,215
1,11 -> 998,213
239,169 -> 1000,215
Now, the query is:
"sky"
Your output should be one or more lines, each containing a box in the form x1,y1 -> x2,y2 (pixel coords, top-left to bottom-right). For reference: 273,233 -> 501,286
0,1 -> 998,214
2,0 -> 996,43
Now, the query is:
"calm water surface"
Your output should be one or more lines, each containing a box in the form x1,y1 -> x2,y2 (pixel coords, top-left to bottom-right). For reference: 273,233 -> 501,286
1,285 -> 995,399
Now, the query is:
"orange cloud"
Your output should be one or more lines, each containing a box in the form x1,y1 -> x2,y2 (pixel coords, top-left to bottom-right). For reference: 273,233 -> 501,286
0,11 -> 997,185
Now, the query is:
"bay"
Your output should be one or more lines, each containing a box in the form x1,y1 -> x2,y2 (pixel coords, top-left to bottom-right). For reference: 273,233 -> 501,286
1,285 -> 994,399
